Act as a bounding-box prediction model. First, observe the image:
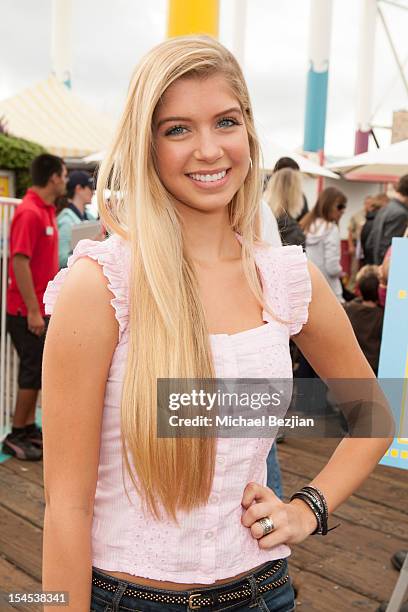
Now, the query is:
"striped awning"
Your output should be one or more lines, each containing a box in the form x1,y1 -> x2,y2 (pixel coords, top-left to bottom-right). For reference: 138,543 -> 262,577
0,75 -> 115,158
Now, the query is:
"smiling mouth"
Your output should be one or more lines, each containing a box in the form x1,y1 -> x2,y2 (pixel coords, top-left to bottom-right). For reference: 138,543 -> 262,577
186,169 -> 230,184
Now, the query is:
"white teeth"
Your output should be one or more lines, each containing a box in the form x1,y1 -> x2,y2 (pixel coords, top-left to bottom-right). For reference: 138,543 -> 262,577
189,170 -> 227,182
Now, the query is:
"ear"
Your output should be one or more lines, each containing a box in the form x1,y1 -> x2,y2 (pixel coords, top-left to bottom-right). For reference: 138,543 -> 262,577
48,172 -> 59,185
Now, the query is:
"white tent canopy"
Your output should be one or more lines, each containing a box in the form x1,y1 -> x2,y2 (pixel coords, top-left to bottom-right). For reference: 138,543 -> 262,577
0,75 -> 115,158
84,139 -> 339,179
328,139 -> 408,177
82,150 -> 106,163
260,137 -> 339,179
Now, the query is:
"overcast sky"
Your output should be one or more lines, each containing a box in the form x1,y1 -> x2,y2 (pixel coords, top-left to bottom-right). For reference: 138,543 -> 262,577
1,0 -> 408,157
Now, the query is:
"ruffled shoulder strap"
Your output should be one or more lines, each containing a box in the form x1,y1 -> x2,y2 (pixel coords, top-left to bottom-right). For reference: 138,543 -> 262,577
43,234 -> 129,341
254,242 -> 312,336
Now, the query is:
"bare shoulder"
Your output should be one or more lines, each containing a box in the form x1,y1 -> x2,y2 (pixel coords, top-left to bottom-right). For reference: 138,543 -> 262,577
48,257 -> 118,337
304,260 -> 344,324
299,260 -> 349,339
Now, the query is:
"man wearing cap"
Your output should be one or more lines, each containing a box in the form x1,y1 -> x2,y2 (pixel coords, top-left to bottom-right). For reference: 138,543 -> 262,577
57,170 -> 97,268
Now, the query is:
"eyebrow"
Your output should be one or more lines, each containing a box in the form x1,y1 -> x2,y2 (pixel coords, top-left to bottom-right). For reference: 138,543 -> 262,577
156,107 -> 242,128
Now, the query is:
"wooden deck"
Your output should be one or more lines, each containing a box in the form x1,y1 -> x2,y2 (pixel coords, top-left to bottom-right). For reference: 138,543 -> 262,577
0,438 -> 407,611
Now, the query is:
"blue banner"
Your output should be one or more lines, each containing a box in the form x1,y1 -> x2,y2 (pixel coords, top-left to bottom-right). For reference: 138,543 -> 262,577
378,238 -> 408,470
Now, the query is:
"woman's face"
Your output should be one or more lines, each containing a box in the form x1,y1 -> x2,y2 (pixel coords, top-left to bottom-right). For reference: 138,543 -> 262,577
330,200 -> 346,223
153,74 -> 251,214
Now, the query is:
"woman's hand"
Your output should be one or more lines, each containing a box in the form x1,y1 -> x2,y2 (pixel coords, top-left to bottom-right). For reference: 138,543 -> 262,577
241,482 -> 318,549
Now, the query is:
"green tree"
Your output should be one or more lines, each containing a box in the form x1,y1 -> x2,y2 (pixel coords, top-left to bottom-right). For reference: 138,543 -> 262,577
0,131 -> 46,197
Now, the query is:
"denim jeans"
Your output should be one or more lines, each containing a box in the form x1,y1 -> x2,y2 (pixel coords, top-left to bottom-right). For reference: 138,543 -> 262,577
266,443 -> 283,500
90,558 -> 295,611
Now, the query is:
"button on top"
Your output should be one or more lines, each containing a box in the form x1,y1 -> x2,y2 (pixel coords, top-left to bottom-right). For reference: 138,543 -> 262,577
217,456 -> 225,464
205,531 -> 214,540
210,494 -> 219,503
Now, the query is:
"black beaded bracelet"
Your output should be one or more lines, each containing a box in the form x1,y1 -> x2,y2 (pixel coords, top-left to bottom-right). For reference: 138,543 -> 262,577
303,485 -> 328,518
294,485 -> 328,534
298,489 -> 326,529
296,488 -> 324,515
290,485 -> 339,536
290,491 -> 326,535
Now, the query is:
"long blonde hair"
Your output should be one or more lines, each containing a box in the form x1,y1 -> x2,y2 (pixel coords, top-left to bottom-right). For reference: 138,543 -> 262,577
97,36 -> 264,520
264,168 -> 303,219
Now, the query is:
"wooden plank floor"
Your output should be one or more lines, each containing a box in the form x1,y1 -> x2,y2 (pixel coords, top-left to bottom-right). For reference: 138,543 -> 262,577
0,439 -> 407,611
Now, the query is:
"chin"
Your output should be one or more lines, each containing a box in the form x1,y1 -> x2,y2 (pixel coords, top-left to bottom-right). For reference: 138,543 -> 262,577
170,188 -> 232,211
184,194 -> 233,211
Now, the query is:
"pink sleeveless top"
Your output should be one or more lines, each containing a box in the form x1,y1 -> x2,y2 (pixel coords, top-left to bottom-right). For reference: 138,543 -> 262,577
44,233 -> 312,584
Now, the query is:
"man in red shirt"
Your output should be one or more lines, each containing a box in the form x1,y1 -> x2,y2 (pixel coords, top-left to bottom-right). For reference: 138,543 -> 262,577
3,154 -> 67,460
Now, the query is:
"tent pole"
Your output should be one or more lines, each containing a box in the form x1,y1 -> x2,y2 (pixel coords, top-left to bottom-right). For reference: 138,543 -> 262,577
233,0 -> 247,71
303,0 -> 333,153
167,0 -> 219,38
51,0 -> 72,88
354,0 -> 377,154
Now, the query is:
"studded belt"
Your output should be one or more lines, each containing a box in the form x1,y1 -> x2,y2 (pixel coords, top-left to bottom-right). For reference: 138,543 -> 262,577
92,559 -> 288,609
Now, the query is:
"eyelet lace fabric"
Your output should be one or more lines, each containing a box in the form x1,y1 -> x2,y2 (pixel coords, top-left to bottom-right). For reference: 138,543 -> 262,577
43,235 -> 311,584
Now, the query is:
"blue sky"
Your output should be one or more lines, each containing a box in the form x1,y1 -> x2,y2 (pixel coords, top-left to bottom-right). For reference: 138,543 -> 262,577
1,0 -> 408,157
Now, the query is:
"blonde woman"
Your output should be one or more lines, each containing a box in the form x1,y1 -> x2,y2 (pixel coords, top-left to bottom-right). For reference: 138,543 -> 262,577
42,36 -> 392,611
263,168 -> 305,248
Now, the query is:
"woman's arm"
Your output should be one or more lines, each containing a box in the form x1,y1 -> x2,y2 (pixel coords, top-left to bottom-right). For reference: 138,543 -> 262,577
42,257 -> 118,611
242,262 -> 393,547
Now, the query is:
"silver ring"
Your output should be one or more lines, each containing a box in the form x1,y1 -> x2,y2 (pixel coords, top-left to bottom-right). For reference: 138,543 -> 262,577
257,516 -> 274,536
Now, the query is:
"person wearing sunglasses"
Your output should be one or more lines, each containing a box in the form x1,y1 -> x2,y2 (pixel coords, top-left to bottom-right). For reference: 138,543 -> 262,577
299,187 -> 347,304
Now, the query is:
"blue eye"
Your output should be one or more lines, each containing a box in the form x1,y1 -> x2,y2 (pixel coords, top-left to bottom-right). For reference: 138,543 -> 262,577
165,125 -> 187,136
218,117 -> 239,128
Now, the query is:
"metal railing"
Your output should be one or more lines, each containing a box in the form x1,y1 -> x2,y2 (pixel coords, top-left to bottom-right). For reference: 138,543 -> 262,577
0,197 -> 21,440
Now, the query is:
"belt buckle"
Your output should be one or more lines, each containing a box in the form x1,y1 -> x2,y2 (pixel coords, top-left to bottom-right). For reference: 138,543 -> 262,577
188,592 -> 202,610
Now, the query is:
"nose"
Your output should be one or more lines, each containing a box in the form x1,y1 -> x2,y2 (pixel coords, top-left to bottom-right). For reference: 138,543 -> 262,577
193,130 -> 223,164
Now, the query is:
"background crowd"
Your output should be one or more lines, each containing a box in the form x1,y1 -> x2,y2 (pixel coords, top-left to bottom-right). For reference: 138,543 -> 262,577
263,159 -> 408,378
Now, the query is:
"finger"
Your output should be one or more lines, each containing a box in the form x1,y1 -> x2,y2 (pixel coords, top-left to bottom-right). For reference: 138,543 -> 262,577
241,482 -> 267,509
250,506 -> 286,539
241,501 -> 272,528
251,516 -> 277,540
257,527 -> 291,550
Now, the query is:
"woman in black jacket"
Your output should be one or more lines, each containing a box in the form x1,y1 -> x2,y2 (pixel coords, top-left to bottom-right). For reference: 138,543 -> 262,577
263,168 -> 306,248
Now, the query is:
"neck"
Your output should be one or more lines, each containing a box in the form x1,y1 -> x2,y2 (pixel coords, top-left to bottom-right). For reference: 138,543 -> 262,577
178,204 -> 240,265
71,196 -> 86,214
31,186 -> 55,205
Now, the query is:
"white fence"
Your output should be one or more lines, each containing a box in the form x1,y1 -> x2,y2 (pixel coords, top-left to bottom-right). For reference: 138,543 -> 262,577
0,197 -> 21,440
